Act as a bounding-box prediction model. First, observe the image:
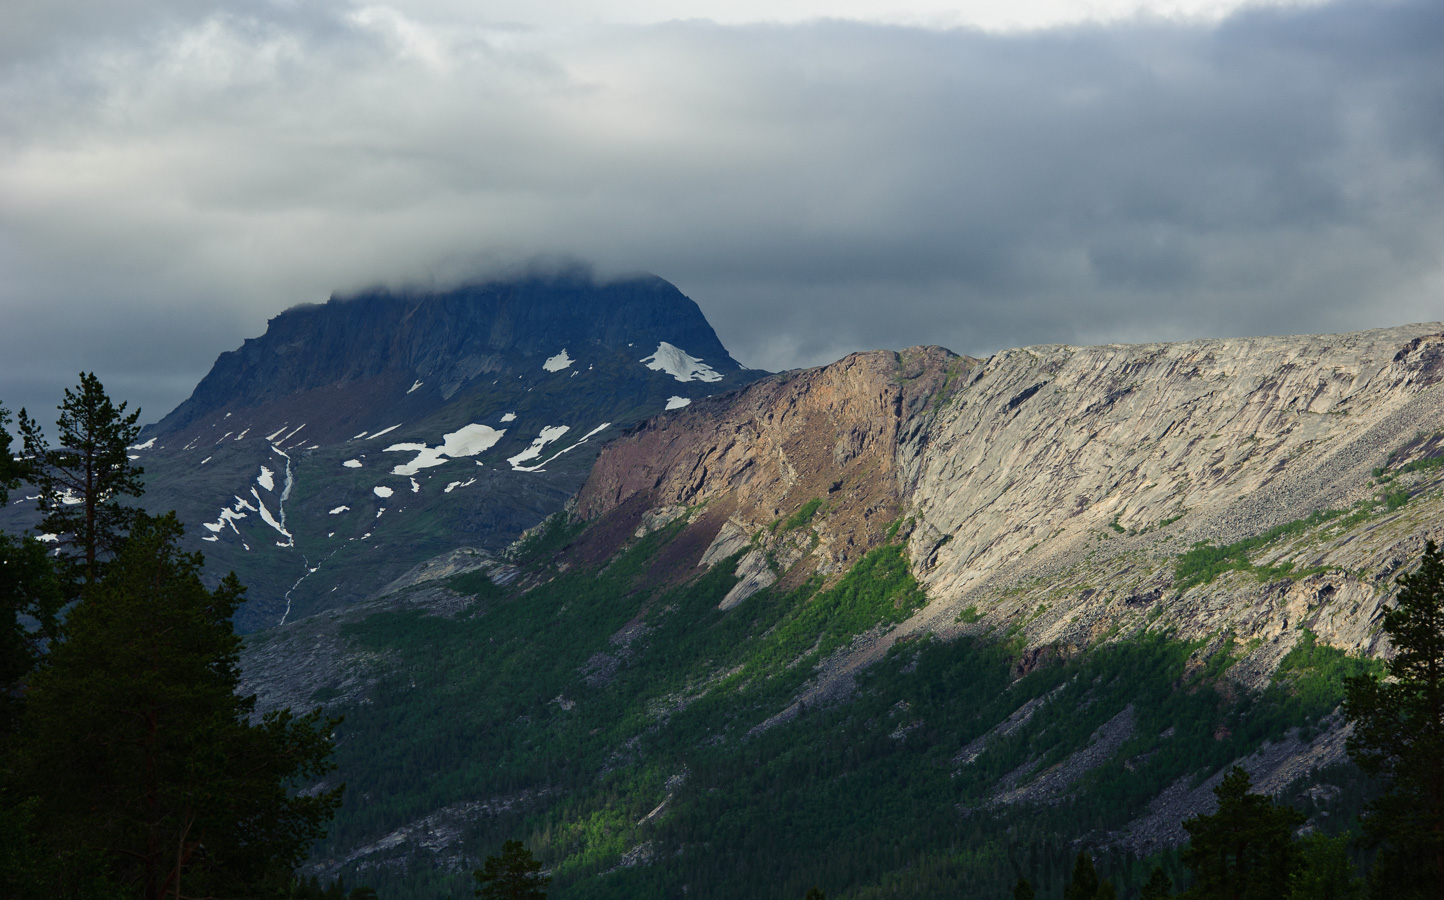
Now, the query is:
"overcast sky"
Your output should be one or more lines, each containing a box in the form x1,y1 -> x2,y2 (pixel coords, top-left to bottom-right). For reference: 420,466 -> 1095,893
2,0 -> 1441,428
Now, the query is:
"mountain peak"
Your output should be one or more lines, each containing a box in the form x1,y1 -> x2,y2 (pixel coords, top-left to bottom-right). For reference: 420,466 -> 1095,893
153,273 -> 744,438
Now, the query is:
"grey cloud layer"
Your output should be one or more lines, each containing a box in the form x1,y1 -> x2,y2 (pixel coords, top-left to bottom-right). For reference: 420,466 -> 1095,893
1,0 -> 1441,424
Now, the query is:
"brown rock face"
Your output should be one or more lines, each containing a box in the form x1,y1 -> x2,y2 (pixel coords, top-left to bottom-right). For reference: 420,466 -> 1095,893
576,346 -> 973,577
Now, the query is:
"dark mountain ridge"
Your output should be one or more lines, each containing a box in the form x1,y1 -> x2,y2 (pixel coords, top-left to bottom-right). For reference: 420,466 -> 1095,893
153,274 -> 740,441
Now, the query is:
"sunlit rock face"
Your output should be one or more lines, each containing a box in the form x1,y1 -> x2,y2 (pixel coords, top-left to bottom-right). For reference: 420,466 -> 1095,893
577,323 -> 1444,701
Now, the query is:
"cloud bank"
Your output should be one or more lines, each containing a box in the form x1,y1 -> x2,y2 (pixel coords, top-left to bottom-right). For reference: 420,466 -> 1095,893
1,0 -> 1441,423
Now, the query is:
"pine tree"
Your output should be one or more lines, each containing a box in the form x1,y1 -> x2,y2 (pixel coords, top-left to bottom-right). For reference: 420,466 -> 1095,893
10,513 -> 341,899
1344,539 -> 1444,900
1064,852 -> 1100,900
1293,832 -> 1364,900
0,404 -> 25,503
1180,766 -> 1304,900
17,373 -> 144,587
0,532 -> 63,735
1140,865 -> 1174,900
1013,876 -> 1037,900
473,840 -> 549,899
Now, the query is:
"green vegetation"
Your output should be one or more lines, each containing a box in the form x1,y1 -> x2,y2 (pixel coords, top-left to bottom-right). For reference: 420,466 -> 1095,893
0,384 -> 346,900
1344,539 -> 1444,896
1173,508 -> 1358,591
780,498 -> 825,532
17,372 -> 145,587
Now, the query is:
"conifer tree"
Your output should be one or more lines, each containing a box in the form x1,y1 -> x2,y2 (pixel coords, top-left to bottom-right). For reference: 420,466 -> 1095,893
1013,876 -> 1036,900
1140,866 -> 1174,900
0,404 -> 24,503
1293,832 -> 1364,900
0,406 -> 63,737
1064,852 -> 1100,900
17,373 -> 144,587
1344,539 -> 1444,900
474,840 -> 549,899
10,513 -> 341,899
1180,766 -> 1303,900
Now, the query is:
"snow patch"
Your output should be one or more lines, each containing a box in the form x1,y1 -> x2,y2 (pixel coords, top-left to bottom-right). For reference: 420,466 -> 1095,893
407,380 -> 423,394
374,486 -> 394,498
507,426 -> 570,469
386,424 -> 505,476
343,459 -> 363,468
279,424 -> 306,443
129,438 -> 156,451
543,349 -> 574,372
128,454 -> 140,460
444,477 -> 476,493
500,412 -> 517,423
203,535 -> 218,542
641,342 -> 723,383
367,423 -> 402,440
265,426 -> 288,441
352,431 -> 369,440
200,457 -> 211,465
511,423 -> 611,472
665,396 -> 692,410
329,506 -> 350,515
251,488 -> 293,546
410,477 -> 421,493
37,533 -> 58,542
257,466 -> 275,491
235,428 -> 250,441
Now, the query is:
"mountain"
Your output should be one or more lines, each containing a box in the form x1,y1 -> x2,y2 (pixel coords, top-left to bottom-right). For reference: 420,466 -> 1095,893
242,322 -> 1444,898
126,273 -> 761,631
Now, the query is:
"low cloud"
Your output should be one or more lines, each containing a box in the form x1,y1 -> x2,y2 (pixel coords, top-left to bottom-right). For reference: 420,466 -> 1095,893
1,0 -> 1441,422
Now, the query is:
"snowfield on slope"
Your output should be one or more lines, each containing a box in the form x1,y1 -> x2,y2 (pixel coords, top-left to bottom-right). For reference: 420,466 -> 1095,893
641,342 -> 723,383
543,350 -> 575,372
386,424 -> 507,476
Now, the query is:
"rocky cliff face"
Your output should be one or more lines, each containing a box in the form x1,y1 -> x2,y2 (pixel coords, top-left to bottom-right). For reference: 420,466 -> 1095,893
903,326 -> 1444,660
582,323 -> 1444,674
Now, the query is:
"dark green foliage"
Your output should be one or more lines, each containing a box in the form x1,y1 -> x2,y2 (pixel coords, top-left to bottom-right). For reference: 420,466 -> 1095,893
1384,487 -> 1411,512
509,513 -> 586,568
0,404 -> 24,504
1344,540 -> 1444,899
803,888 -> 826,900
17,373 -> 144,586
1173,508 -> 1362,590
1180,767 -> 1304,900
8,513 -> 341,899
1064,853 -> 1099,900
449,569 -> 509,601
1293,833 -> 1364,900
0,533 -> 64,735
474,840 -> 549,899
1012,876 -> 1035,900
781,498 -> 824,532
276,874 -> 381,900
1141,866 -> 1174,899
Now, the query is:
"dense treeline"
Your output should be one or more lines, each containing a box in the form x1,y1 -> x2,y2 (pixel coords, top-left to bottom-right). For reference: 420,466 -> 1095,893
0,378 -> 347,899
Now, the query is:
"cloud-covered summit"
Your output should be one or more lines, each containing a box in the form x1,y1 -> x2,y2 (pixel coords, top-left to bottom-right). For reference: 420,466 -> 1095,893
1,0 -> 1441,425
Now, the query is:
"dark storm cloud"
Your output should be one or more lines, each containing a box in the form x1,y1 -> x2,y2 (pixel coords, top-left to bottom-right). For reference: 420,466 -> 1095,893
1,0 -> 1441,424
